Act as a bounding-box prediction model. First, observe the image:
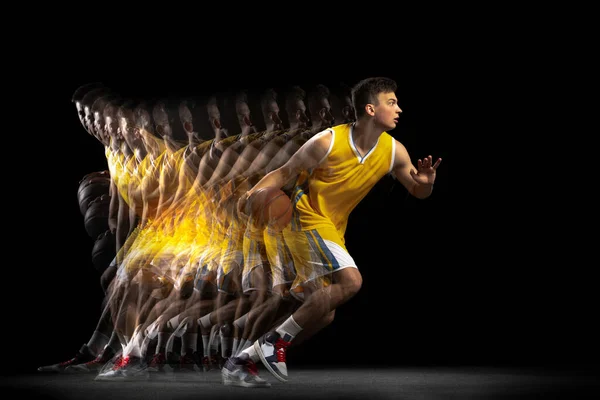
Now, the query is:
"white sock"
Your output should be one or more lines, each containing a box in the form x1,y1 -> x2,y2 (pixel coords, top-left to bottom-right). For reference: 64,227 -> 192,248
166,332 -> 177,354
209,325 -> 220,355
241,342 -> 260,362
237,339 -> 250,356
126,329 -> 144,358
199,313 -> 213,329
233,313 -> 248,331
168,315 -> 180,330
275,315 -> 303,342
87,330 -> 109,356
140,335 -> 154,357
173,318 -> 190,337
202,335 -> 210,357
122,335 -> 130,352
107,331 -> 121,353
232,338 -> 240,357
182,332 -> 198,355
144,321 -> 159,339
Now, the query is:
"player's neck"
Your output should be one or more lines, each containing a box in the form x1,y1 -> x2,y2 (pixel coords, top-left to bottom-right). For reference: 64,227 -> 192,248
188,135 -> 201,149
310,120 -> 327,133
165,139 -> 179,154
240,124 -> 254,137
352,119 -> 383,149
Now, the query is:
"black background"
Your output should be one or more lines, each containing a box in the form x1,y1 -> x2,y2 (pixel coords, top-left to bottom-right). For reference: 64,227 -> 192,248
4,31 -> 596,377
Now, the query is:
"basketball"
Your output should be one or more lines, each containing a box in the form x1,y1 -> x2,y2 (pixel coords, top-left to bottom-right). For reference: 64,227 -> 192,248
247,187 -> 293,232
78,175 -> 110,215
91,230 -> 116,274
84,194 -> 111,239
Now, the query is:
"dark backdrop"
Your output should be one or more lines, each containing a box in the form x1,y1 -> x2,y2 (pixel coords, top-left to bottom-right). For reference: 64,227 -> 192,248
5,51 -> 596,376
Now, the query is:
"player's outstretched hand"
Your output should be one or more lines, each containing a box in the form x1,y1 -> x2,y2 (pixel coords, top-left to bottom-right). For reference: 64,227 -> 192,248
410,155 -> 441,186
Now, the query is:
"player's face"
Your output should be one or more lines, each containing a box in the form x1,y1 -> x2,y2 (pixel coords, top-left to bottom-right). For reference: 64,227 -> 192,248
76,101 -> 86,127
84,106 -> 96,136
94,111 -> 108,144
265,100 -> 283,131
179,104 -> 195,134
207,100 -> 227,137
120,116 -> 142,150
314,97 -> 334,127
374,92 -> 402,130
295,100 -> 310,127
342,95 -> 355,122
153,106 -> 172,138
236,101 -> 253,128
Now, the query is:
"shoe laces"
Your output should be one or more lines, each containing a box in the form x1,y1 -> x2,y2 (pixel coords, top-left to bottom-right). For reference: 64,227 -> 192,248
59,356 -> 77,367
85,355 -> 105,366
112,355 -> 127,370
275,338 -> 291,363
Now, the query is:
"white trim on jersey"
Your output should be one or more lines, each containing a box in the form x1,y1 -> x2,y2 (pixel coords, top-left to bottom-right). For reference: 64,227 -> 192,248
349,123 -> 381,164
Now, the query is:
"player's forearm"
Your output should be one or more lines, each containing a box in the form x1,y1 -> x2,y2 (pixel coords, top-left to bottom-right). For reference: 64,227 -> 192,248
116,203 -> 130,253
108,203 -> 118,233
108,181 -> 119,232
248,167 -> 291,196
411,182 -> 434,199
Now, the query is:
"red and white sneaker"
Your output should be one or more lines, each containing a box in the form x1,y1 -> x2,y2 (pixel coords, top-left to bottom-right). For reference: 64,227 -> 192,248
95,354 -> 149,381
221,355 -> 271,388
179,351 -> 202,373
65,346 -> 116,373
94,354 -> 126,380
254,332 -> 291,382
37,344 -> 95,372
201,354 -> 220,372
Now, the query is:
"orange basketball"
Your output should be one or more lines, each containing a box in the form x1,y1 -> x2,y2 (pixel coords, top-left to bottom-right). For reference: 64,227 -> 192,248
248,187 -> 293,232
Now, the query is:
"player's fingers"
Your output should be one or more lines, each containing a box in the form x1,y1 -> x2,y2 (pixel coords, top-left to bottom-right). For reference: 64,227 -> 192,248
417,159 -> 422,169
433,158 -> 442,169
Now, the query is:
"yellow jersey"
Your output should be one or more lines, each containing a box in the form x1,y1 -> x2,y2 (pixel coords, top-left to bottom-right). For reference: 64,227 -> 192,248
292,123 -> 395,240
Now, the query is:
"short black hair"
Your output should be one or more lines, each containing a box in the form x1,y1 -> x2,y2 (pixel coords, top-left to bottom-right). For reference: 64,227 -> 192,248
307,84 -> 330,112
351,77 -> 397,118
72,82 -> 105,102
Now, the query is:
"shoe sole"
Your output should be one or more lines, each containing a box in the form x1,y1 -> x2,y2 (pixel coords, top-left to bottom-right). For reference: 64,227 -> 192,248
222,370 -> 271,388
95,374 -> 126,381
253,340 -> 288,382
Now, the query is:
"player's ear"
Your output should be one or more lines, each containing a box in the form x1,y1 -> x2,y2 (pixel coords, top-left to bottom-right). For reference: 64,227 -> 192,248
366,104 -> 375,116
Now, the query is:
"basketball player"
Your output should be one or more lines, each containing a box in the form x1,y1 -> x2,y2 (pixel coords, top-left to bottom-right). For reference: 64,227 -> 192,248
225,77 -> 442,387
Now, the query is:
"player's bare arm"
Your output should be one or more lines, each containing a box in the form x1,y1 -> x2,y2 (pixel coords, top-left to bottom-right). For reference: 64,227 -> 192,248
236,130 -> 332,216
392,139 -> 441,199
242,129 -> 332,198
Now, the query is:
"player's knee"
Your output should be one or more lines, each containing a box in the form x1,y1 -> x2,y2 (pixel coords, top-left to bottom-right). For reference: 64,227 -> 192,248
156,315 -> 169,331
344,271 -> 363,299
324,310 -> 335,326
